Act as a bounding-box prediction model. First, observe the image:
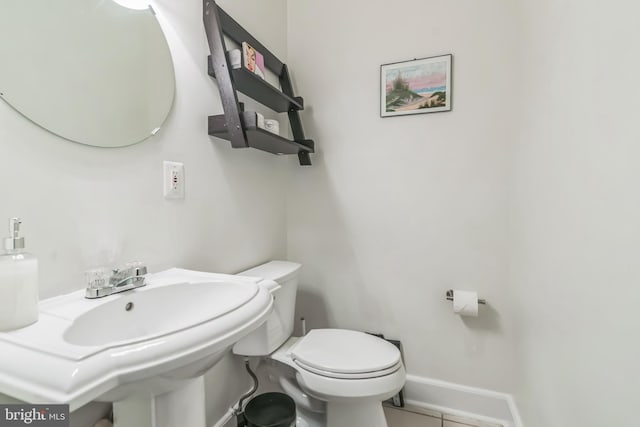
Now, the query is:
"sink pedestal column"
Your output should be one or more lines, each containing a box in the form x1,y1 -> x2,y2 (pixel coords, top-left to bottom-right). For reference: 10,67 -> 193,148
113,377 -> 206,427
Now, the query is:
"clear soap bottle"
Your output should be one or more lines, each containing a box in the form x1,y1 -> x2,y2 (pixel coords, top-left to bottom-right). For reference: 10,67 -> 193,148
0,218 -> 39,331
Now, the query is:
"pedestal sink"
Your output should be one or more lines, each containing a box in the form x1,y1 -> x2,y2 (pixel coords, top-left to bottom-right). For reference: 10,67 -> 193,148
0,268 -> 274,427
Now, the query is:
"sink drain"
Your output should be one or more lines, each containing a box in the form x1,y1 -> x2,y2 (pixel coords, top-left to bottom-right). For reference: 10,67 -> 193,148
125,302 -> 134,311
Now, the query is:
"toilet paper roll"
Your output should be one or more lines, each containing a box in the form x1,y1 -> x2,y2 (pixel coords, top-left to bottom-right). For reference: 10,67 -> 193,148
453,290 -> 479,317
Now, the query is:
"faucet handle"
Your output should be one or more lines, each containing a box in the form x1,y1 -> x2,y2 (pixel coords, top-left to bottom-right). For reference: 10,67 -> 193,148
126,261 -> 147,276
85,267 -> 110,290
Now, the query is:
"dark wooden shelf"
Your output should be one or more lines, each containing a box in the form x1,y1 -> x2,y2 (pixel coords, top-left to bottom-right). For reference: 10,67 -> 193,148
209,111 -> 314,155
204,1 -> 314,165
208,57 -> 303,113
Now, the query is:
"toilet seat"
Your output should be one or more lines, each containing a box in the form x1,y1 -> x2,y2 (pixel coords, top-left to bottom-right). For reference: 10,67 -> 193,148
294,359 -> 402,379
290,329 -> 401,379
270,331 -> 406,403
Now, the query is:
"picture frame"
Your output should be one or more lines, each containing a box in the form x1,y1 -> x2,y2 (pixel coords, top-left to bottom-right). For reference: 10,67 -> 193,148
381,54 -> 452,117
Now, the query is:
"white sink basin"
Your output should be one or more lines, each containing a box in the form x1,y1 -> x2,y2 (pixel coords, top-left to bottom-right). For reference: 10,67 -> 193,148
64,281 -> 260,347
0,268 -> 273,411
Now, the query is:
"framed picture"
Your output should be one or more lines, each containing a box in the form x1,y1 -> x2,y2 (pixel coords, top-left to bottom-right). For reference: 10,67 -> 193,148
381,54 -> 452,117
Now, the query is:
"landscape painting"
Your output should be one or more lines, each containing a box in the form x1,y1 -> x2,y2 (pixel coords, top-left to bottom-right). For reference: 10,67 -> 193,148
381,54 -> 452,117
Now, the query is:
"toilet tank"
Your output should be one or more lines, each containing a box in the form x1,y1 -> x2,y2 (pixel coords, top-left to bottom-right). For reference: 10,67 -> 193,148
232,261 -> 301,356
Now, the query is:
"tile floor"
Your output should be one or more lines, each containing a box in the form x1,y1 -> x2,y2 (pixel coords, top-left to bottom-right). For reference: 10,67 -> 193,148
383,405 -> 503,427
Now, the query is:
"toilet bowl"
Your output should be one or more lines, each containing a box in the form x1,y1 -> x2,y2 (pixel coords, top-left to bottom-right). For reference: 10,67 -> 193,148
233,261 -> 405,427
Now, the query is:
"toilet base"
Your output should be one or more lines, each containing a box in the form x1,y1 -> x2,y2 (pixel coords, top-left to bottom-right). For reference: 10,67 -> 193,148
326,400 -> 387,427
296,413 -> 323,427
257,356 -> 395,427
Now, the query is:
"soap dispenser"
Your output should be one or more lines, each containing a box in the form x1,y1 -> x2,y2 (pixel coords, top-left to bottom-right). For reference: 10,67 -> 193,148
0,218 -> 39,331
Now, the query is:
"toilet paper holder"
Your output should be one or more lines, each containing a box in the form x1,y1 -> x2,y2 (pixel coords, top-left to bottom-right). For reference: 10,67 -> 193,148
445,290 -> 486,305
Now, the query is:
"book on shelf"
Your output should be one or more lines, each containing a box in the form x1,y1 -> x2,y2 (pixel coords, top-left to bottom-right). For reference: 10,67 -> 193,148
242,41 -> 265,80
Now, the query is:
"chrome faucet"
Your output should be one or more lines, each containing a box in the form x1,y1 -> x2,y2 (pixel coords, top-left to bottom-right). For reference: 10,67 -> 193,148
85,262 -> 148,299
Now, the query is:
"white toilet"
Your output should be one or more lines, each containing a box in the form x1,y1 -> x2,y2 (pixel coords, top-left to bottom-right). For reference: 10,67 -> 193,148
233,261 -> 406,427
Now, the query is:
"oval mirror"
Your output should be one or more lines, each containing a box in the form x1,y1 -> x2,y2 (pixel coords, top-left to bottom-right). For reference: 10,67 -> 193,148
0,0 -> 175,147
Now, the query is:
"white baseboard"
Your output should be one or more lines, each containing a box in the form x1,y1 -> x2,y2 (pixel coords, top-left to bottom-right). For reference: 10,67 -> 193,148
403,374 -> 523,427
209,374 -> 524,427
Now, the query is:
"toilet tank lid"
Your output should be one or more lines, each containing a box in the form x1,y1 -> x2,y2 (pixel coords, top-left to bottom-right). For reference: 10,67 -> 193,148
237,261 -> 302,284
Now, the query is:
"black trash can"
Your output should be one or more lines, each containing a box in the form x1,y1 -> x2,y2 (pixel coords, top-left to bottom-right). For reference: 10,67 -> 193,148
244,392 -> 296,427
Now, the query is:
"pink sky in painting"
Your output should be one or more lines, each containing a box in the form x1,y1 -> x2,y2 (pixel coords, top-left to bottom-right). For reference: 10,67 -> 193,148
408,73 -> 446,90
386,72 -> 446,92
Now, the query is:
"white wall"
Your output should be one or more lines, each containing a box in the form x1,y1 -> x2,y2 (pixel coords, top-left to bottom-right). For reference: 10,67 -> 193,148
0,0 -> 288,424
286,0 -> 520,393
286,0 -> 640,424
512,1 -> 640,425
